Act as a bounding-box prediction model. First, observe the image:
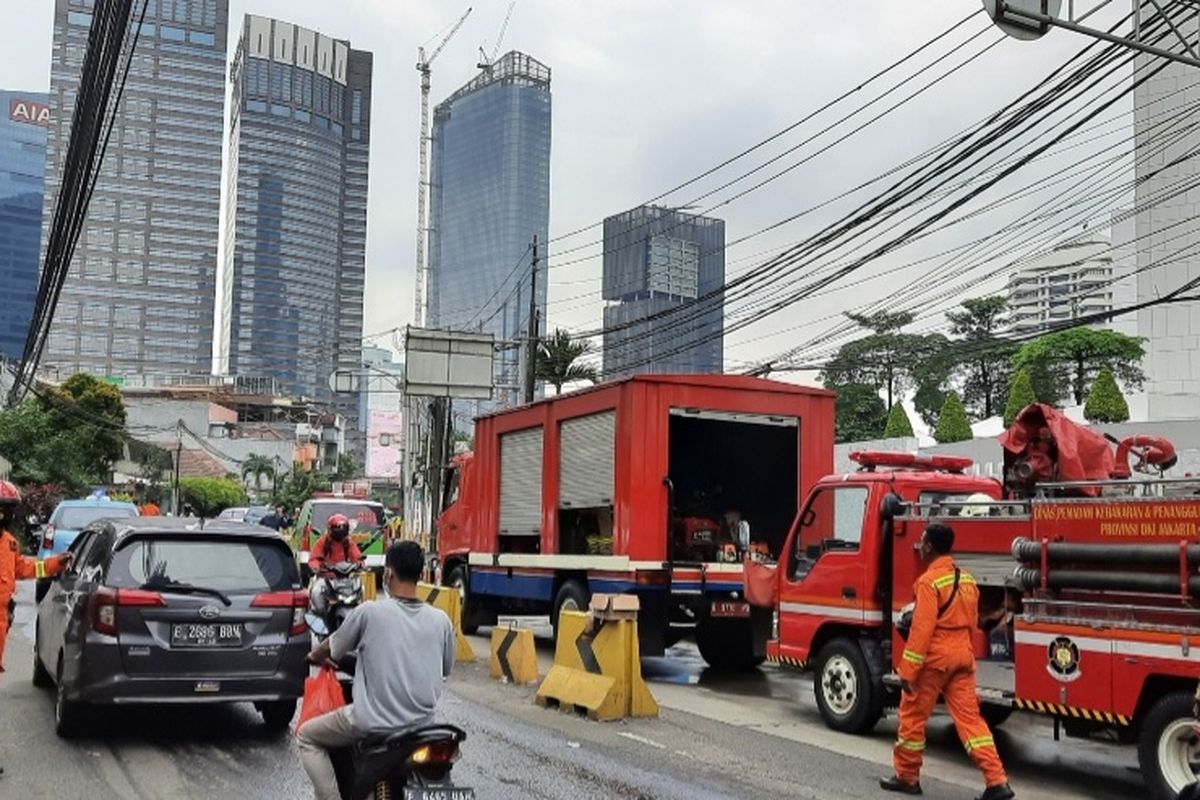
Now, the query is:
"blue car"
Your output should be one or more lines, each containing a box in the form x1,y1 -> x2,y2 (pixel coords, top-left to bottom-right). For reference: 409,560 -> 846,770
36,498 -> 140,559
34,498 -> 140,601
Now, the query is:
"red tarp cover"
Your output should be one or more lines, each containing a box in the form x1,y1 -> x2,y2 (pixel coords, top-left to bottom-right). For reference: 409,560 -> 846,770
998,403 -> 1114,486
743,558 -> 779,608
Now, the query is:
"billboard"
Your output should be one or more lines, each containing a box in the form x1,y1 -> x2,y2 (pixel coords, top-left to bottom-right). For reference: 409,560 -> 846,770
403,328 -> 494,399
366,410 -> 404,478
9,98 -> 50,126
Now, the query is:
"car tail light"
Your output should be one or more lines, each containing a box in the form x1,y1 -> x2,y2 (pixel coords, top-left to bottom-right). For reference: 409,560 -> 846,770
252,590 -> 309,636
41,524 -> 55,551
90,587 -> 164,635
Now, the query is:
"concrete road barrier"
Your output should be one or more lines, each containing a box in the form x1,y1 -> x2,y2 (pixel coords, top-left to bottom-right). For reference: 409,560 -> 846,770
490,625 -> 539,685
535,594 -> 658,721
416,582 -> 477,662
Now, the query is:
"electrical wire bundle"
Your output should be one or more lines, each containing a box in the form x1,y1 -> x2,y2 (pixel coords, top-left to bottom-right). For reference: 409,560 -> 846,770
6,0 -> 148,407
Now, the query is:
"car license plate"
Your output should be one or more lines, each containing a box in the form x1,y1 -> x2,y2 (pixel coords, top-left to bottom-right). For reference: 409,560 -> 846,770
711,601 -> 751,618
171,623 -> 243,648
403,789 -> 475,800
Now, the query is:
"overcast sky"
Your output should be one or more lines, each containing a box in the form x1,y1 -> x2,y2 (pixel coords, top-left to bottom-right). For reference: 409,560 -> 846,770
1,1 -> 1137,382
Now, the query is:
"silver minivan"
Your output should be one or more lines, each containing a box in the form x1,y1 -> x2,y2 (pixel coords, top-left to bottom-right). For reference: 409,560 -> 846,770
34,518 -> 309,737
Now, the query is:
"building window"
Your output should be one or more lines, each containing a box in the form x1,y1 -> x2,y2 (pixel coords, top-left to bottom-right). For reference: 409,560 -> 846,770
67,11 -> 92,26
294,108 -> 310,123
270,104 -> 290,118
246,99 -> 267,113
351,89 -> 362,124
160,25 -> 186,41
190,30 -> 214,46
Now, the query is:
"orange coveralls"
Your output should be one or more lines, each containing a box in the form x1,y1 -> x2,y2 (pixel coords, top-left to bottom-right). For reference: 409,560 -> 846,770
0,530 -> 66,674
895,555 -> 1007,788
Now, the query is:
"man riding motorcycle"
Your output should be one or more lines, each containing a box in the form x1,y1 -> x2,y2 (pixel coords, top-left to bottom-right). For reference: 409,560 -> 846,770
298,541 -> 456,800
308,514 -> 364,575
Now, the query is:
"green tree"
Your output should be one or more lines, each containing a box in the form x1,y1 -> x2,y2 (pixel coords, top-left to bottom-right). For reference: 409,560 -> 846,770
535,328 -> 599,395
883,403 -> 915,438
333,453 -> 359,481
1012,327 -> 1145,406
0,400 -> 94,491
945,296 -> 1017,419
272,466 -> 331,513
177,476 -> 247,517
44,373 -> 127,474
1083,367 -> 1130,423
822,311 -> 948,408
933,391 -> 973,444
834,383 -> 888,444
1002,368 -> 1039,427
241,453 -> 277,497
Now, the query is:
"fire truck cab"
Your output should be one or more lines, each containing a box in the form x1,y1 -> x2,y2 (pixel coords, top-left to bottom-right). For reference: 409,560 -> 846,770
763,434 -> 1200,800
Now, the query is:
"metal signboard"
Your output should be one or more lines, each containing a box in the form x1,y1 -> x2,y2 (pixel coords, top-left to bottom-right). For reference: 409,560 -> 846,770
403,328 -> 494,399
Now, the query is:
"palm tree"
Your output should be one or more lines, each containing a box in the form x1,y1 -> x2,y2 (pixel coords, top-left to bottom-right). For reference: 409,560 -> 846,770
241,453 -> 276,500
535,328 -> 599,395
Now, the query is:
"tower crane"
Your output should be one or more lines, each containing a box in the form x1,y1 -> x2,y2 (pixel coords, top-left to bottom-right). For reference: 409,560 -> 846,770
413,6 -> 471,328
477,0 -> 517,70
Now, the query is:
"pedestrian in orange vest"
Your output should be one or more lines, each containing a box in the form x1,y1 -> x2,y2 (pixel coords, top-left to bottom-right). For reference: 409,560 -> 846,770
880,522 -> 1015,800
0,480 -> 71,777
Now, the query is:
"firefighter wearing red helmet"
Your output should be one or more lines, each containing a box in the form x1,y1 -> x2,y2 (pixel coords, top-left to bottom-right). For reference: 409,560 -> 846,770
307,513 -> 364,575
0,481 -> 70,769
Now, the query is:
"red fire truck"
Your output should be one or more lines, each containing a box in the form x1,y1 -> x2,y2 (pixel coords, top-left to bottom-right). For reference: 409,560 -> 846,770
436,373 -> 835,668
752,404 -> 1200,799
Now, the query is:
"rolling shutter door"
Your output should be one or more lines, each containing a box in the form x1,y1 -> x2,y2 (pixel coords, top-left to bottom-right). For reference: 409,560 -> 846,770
498,427 -> 544,536
559,411 -> 616,509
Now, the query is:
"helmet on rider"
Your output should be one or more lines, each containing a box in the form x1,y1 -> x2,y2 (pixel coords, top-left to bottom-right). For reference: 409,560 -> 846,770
327,513 -> 351,541
0,480 -> 21,527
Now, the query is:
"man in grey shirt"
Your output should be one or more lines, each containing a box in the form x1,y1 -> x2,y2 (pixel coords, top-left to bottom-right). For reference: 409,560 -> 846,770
299,541 -> 455,800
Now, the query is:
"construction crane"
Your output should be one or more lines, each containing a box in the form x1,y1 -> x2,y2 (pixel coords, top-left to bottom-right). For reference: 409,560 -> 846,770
413,6 -> 471,328
477,0 -> 517,70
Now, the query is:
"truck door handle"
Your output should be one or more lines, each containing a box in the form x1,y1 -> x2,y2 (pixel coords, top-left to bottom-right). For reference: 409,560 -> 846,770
842,586 -> 857,599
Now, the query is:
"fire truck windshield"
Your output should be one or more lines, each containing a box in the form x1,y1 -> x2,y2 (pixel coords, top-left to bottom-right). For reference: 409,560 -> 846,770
790,486 -> 869,579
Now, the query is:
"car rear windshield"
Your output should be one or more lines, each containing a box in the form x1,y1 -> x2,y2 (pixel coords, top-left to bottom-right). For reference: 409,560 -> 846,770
311,503 -> 384,532
53,505 -> 137,530
106,536 -> 299,592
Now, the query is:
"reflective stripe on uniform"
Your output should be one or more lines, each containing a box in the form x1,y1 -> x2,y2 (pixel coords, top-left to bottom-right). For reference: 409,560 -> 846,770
34,560 -> 46,579
931,571 -> 976,589
895,738 -> 925,752
963,735 -> 995,753
902,649 -> 925,665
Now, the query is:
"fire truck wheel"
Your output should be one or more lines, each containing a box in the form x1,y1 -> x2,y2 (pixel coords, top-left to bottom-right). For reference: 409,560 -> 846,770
552,580 -> 590,641
813,638 -> 883,734
444,566 -> 479,635
1139,690 -> 1200,800
695,617 -> 764,671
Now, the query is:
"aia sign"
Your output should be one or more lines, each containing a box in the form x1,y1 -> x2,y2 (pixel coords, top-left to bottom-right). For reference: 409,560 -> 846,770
9,99 -> 50,127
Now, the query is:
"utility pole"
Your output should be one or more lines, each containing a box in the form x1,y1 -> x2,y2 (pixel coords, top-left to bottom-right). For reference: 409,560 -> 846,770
524,233 -> 539,404
172,420 -> 182,515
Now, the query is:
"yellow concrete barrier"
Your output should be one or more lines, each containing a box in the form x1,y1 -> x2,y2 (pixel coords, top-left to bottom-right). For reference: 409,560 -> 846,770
416,582 -> 476,662
535,594 -> 658,721
361,570 -> 377,602
489,625 -> 538,685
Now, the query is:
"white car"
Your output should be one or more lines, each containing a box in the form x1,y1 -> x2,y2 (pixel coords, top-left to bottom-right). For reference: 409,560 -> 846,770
216,506 -> 249,522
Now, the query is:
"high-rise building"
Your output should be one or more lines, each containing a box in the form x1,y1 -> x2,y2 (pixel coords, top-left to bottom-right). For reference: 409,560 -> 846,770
42,0 -> 229,380
1133,25 -> 1200,420
426,52 -> 551,407
0,91 -> 49,363
217,15 -> 372,455
1005,232 -> 1116,336
601,205 -> 725,379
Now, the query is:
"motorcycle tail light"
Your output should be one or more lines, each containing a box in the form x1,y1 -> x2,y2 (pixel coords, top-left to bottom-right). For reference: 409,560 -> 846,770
408,741 -> 461,766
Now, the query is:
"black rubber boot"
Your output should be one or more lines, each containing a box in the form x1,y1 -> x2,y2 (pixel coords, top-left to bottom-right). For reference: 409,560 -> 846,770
879,775 -> 923,795
977,784 -> 1015,800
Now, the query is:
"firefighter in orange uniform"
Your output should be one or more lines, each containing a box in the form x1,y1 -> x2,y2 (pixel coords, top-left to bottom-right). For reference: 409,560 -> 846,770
0,480 -> 70,775
880,522 -> 1015,800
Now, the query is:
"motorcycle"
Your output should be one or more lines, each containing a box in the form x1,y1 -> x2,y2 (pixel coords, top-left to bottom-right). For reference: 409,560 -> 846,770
307,561 -> 366,699
330,724 -> 473,800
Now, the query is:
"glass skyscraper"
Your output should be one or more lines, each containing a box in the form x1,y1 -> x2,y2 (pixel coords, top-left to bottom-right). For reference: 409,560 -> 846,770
601,205 -> 725,379
218,15 -> 372,455
427,52 -> 551,408
0,91 -> 49,363
42,0 -> 229,380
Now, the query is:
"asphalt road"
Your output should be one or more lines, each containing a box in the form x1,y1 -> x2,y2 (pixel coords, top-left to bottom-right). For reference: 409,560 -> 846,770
0,588 -> 1146,799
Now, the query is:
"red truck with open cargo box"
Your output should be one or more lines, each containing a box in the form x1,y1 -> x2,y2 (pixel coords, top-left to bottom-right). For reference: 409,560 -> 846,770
436,373 -> 835,668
